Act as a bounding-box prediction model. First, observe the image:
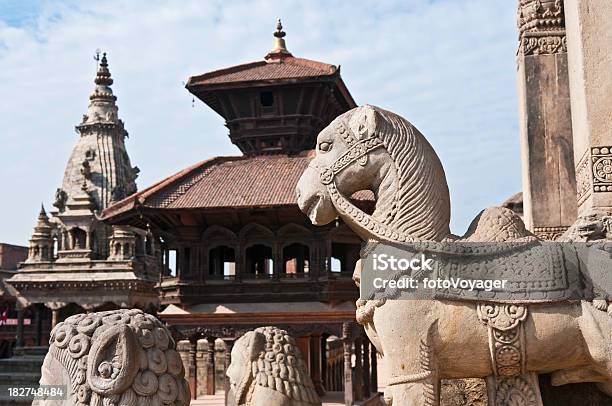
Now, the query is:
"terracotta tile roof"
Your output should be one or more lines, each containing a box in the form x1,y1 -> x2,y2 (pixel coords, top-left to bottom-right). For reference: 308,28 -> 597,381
187,57 -> 338,87
100,153 -> 373,219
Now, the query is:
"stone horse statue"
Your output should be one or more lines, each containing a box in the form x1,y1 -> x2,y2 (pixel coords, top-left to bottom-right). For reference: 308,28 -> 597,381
226,326 -> 321,406
37,308 -> 190,405
296,105 -> 612,405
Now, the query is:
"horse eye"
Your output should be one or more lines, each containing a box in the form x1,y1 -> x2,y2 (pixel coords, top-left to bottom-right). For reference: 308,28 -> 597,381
319,142 -> 332,152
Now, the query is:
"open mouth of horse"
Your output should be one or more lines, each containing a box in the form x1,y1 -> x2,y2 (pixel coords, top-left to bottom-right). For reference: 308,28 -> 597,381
302,193 -> 324,219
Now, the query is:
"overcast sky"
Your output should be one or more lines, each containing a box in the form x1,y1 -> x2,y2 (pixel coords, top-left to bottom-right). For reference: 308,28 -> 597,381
0,0 -> 521,246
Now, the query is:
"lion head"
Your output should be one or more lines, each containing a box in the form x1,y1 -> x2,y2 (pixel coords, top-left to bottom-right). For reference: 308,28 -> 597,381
227,326 -> 320,406
39,308 -> 190,405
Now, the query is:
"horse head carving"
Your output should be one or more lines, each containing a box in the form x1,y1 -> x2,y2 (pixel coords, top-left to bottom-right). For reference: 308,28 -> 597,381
297,104 -> 451,242
297,106 -> 612,406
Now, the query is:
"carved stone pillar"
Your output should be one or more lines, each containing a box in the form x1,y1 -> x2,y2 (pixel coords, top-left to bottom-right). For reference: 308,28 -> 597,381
188,338 -> 197,400
342,322 -> 354,406
517,0 -> 576,240
223,339 -> 234,406
564,0 -> 612,216
196,339 -> 207,399
362,338 -> 371,398
206,337 -> 216,395
46,302 -> 67,329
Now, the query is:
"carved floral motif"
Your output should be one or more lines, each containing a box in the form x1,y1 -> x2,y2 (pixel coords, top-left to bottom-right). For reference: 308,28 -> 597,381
517,0 -> 566,55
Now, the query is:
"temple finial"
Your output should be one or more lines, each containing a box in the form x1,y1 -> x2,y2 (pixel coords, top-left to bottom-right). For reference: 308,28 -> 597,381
274,19 -> 285,39
39,203 -> 47,217
266,19 -> 292,60
95,51 -> 113,87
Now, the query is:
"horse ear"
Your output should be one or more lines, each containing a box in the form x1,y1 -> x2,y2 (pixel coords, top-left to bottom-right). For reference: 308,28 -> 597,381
349,105 -> 377,139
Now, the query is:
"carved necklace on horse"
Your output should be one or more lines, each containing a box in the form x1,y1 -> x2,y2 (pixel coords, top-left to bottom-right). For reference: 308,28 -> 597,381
309,120 -> 414,244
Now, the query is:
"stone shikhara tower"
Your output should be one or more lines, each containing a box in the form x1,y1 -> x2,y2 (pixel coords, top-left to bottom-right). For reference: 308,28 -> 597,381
8,53 -> 159,333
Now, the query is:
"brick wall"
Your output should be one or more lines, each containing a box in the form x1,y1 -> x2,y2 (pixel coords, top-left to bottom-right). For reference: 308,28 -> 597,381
0,243 -> 28,270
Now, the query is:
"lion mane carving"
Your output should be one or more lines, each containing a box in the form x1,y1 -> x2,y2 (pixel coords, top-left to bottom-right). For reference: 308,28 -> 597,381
38,309 -> 190,406
227,326 -> 321,406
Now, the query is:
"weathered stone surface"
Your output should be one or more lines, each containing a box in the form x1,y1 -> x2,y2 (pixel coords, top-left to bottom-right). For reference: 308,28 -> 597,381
37,308 -> 190,405
517,0 -> 577,240
227,326 -> 321,406
297,105 -> 612,405
440,378 -> 487,406
564,0 -> 612,214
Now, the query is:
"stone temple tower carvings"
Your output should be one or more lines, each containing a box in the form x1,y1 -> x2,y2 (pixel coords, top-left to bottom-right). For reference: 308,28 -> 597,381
55,51 -> 139,215
8,53 -> 159,323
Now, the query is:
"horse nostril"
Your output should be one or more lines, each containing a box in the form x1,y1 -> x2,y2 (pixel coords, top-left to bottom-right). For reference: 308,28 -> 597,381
296,187 -> 301,200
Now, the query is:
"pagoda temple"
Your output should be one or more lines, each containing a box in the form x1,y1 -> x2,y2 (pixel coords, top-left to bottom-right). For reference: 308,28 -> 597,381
101,21 -> 377,403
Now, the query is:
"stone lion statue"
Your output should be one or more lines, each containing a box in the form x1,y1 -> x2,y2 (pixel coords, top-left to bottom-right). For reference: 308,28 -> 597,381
296,105 -> 612,406
226,326 -> 321,406
37,308 -> 190,405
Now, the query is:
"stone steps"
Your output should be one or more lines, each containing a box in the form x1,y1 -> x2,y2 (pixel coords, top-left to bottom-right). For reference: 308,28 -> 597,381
0,347 -> 45,405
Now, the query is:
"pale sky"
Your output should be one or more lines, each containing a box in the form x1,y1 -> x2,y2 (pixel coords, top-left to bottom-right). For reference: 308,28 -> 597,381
0,0 -> 522,246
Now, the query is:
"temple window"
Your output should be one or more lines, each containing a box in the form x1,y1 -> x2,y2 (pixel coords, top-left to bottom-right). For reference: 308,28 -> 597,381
167,249 -> 178,277
52,236 -> 58,259
282,243 -> 310,277
331,242 -> 360,274
245,244 -> 273,278
260,91 -> 274,107
71,228 -> 87,250
208,245 -> 236,279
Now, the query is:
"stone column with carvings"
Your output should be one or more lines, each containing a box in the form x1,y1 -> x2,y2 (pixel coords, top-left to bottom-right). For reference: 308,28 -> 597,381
564,0 -> 612,217
517,0 -> 577,240
45,302 -> 67,329
196,339 -> 207,398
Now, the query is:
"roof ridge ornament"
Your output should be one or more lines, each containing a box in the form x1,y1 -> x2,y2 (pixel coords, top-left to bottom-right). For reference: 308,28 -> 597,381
265,18 -> 292,61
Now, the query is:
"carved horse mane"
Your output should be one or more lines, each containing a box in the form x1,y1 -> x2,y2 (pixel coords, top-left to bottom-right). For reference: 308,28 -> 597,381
320,105 -> 529,244
363,106 -> 451,240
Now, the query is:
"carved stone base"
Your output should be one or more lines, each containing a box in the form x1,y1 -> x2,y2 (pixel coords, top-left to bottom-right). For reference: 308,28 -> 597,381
486,373 -> 543,406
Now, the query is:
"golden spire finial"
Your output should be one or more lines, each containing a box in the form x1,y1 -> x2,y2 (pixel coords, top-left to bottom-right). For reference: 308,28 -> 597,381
270,18 -> 290,55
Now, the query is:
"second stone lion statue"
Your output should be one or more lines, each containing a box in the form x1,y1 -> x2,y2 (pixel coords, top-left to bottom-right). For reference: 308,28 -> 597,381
37,308 -> 190,405
226,326 -> 321,406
